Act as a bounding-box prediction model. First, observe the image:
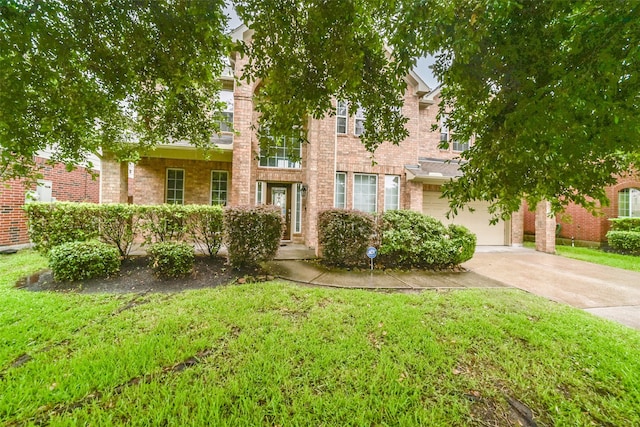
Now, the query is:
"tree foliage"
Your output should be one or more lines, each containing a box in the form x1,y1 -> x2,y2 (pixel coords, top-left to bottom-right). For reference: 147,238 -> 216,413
0,0 -> 230,180
235,0 -> 409,156
237,0 -> 640,216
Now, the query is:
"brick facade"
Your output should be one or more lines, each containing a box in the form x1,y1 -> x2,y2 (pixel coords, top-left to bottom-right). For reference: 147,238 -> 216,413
0,157 -> 100,247
523,174 -> 640,245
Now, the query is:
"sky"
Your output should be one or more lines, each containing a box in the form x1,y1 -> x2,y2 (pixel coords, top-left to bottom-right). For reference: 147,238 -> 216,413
223,6 -> 440,90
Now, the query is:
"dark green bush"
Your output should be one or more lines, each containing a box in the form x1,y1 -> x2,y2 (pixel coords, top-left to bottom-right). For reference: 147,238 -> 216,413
224,205 -> 283,268
318,209 -> 376,267
378,210 -> 476,269
147,242 -> 195,277
185,205 -> 224,257
24,202 -> 100,254
138,204 -> 188,244
609,218 -> 640,233
49,240 -> 120,282
606,230 -> 640,254
98,204 -> 142,258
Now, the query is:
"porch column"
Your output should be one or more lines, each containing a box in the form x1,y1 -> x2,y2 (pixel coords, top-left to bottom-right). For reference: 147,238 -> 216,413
511,203 -> 525,247
535,201 -> 556,253
100,152 -> 128,203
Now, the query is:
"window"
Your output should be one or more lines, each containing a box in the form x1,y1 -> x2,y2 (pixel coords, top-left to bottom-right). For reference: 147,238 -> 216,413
452,138 -> 470,152
618,188 -> 640,217
334,172 -> 346,208
354,107 -> 365,136
210,171 -> 228,206
353,173 -> 377,213
259,137 -> 302,169
166,169 -> 184,204
256,181 -> 266,205
219,90 -> 234,132
336,101 -> 348,134
440,115 -> 470,152
440,116 -> 449,144
384,175 -> 400,211
294,183 -> 303,233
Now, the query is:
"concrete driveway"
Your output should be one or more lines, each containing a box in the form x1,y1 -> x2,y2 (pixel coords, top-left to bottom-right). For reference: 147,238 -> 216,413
463,247 -> 640,330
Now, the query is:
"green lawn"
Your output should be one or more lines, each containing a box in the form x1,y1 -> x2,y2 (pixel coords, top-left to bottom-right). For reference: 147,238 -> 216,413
525,241 -> 640,272
1,251 -> 640,426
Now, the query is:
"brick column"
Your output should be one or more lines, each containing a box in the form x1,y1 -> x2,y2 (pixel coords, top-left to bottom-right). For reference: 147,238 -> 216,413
230,83 -> 254,206
100,152 -> 128,203
535,200 -> 556,253
511,203 -> 525,247
406,180 -> 423,211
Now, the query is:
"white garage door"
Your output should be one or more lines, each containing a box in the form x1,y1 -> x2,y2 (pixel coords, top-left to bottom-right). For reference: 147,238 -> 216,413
422,191 -> 507,245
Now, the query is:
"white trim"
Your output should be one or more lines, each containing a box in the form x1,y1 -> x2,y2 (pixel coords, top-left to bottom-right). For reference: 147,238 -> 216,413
210,170 -> 228,206
353,173 -> 378,213
166,168 -> 185,204
384,175 -> 401,211
293,183 -> 302,234
256,181 -> 266,205
334,172 -> 347,208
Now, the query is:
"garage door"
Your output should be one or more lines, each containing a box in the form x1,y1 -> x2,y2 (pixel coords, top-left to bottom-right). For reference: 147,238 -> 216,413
422,191 -> 507,245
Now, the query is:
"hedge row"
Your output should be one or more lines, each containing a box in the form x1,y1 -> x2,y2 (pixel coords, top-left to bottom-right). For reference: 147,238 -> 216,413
318,209 -> 476,269
24,202 -> 224,258
607,218 -> 640,254
24,203 -> 283,277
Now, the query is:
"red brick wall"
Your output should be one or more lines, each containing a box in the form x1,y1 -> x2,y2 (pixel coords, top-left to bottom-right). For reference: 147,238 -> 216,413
0,158 -> 100,247
132,157 -> 232,205
522,174 -> 640,243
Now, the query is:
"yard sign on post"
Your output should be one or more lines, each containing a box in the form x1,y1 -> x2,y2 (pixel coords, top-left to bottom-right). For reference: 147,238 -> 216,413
366,246 -> 377,271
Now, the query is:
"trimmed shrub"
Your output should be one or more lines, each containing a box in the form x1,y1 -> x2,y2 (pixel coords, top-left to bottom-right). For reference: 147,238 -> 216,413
49,240 -> 120,282
138,204 -> 188,244
606,230 -> 640,255
378,210 -> 476,269
24,202 -> 100,254
185,205 -> 224,257
318,209 -> 376,267
98,204 -> 142,258
147,242 -> 195,277
224,205 -> 284,268
609,218 -> 640,233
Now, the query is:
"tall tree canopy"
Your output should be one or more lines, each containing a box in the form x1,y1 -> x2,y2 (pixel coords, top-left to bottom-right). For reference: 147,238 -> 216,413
0,0 -> 229,180
2,0 -> 638,216
237,0 -> 640,216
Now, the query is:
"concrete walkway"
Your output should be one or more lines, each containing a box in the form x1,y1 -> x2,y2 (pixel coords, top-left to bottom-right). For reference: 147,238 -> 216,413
270,244 -> 640,330
266,260 -> 509,290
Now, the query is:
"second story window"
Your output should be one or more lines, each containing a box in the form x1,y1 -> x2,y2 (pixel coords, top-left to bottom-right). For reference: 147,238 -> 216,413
336,101 -> 348,134
440,116 -> 449,144
452,138 -> 470,152
440,115 -> 470,152
259,137 -> 302,169
354,107 -> 365,136
219,90 -> 234,132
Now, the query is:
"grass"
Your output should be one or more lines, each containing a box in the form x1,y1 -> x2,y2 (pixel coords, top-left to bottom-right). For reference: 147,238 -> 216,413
2,250 -> 640,426
525,241 -> 640,272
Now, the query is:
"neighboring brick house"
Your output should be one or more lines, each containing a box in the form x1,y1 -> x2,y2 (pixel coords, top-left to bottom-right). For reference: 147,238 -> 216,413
523,174 -> 640,246
0,154 -> 100,248
100,25 -> 553,251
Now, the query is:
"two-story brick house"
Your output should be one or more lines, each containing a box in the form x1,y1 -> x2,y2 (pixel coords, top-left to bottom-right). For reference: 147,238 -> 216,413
100,25 -> 527,251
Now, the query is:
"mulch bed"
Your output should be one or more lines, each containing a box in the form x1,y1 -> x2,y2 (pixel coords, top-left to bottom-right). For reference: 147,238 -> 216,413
15,256 -> 269,294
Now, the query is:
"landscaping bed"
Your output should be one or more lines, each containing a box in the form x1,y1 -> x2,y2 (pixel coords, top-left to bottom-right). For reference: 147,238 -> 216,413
15,255 -> 267,294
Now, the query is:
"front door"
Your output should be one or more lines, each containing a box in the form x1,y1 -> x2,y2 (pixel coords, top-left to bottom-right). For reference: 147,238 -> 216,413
268,184 -> 291,240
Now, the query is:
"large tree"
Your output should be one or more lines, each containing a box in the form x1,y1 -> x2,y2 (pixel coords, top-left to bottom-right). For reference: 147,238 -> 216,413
0,0 -> 229,180
237,0 -> 640,216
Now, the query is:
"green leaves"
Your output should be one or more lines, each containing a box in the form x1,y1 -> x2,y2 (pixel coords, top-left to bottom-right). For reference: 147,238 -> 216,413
1,0 -> 230,180
235,0 -> 408,154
